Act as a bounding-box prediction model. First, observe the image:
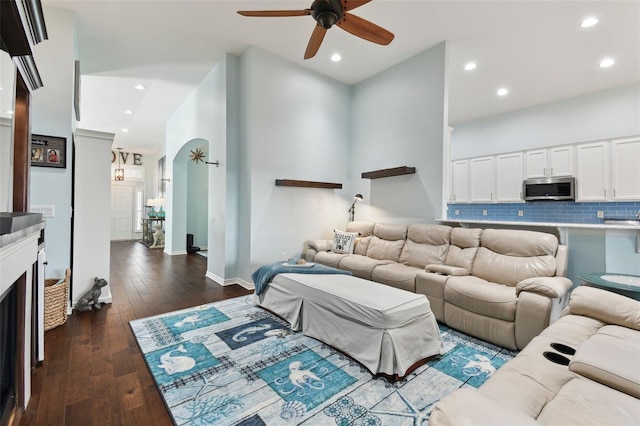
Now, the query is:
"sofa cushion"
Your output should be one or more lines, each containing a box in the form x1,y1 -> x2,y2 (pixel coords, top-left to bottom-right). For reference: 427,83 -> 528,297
347,221 -> 375,237
444,228 -> 481,271
479,338 -> 578,418
430,388 -> 540,426
366,236 -> 405,263
353,235 -> 372,256
472,247 -> 557,286
569,286 -> 640,330
569,325 -> 640,398
450,227 -> 482,248
536,377 -> 640,426
407,224 -> 451,245
444,245 -> 478,272
314,251 -> 348,269
373,223 -> 407,240
481,228 -> 559,257
339,254 -> 394,280
371,263 -> 422,292
445,276 -> 517,321
400,239 -> 448,268
473,230 -> 559,285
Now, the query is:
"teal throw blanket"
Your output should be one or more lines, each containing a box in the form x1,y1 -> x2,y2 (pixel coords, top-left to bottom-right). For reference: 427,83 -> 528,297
252,261 -> 352,295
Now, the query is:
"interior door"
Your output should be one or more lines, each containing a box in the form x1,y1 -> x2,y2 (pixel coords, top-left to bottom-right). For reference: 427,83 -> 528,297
110,185 -> 133,241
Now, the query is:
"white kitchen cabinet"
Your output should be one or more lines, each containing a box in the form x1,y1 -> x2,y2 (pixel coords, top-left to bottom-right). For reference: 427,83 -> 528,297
525,146 -> 574,178
549,146 -> 574,177
576,142 -> 609,201
495,153 -> 524,202
611,137 -> 640,200
451,159 -> 469,202
469,156 -> 494,202
524,150 -> 547,178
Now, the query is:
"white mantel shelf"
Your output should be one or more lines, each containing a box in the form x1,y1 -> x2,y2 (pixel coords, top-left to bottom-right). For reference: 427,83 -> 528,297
0,221 -> 45,410
436,218 -> 640,231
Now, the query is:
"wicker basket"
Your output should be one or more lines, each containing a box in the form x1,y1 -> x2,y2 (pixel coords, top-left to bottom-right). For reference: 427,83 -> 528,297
44,268 -> 70,331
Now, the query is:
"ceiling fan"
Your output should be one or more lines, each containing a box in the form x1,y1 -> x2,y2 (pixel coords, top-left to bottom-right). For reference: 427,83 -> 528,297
237,0 -> 394,59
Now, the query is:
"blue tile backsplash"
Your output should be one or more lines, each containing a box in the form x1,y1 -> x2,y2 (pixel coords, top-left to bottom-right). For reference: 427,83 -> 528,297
447,201 -> 640,224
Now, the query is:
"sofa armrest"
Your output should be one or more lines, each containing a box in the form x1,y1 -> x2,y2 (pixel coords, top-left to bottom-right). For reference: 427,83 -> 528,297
430,388 -> 540,426
516,277 -> 573,299
425,264 -> 470,276
306,239 -> 332,252
569,286 -> 640,330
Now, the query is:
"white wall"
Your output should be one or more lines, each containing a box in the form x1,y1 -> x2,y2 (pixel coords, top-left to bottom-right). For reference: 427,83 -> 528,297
30,7 -> 76,279
238,48 -> 352,281
351,42 -> 448,223
451,83 -> 640,159
72,129 -> 113,305
165,55 -> 239,281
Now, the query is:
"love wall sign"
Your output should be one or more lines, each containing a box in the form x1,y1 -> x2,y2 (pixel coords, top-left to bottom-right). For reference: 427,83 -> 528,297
112,150 -> 143,165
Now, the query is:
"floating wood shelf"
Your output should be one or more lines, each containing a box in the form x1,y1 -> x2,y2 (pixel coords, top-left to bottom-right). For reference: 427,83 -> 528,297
275,179 -> 342,189
361,166 -> 416,179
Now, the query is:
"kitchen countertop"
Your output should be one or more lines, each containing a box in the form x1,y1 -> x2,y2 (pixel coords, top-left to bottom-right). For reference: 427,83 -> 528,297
436,218 -> 640,230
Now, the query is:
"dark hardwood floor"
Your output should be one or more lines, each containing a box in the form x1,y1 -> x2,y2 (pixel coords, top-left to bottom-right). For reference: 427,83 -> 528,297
20,241 -> 252,426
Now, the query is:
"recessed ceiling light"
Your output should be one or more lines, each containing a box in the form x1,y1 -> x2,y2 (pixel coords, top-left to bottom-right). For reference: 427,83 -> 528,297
497,88 -> 509,96
121,128 -> 129,132
599,58 -> 615,68
124,109 -> 133,114
464,62 -> 477,71
581,17 -> 599,28
134,84 -> 146,90
331,53 -> 342,62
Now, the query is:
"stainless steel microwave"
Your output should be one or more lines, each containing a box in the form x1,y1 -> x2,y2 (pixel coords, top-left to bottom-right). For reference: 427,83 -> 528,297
523,177 -> 575,201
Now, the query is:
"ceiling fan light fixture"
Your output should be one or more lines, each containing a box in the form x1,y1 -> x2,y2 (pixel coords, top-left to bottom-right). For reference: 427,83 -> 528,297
316,10 -> 339,29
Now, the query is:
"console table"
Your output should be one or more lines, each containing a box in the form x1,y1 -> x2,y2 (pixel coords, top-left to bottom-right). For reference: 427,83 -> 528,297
578,272 -> 640,300
141,217 -> 165,248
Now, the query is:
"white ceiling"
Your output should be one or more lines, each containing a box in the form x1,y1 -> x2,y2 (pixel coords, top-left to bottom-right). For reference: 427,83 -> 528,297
15,1 -> 640,154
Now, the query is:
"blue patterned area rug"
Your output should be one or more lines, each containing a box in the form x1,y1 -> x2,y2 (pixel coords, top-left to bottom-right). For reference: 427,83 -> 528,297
129,295 -> 516,425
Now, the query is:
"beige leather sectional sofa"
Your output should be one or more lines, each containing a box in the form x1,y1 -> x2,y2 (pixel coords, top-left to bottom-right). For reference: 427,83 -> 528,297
430,286 -> 640,425
304,221 -> 573,350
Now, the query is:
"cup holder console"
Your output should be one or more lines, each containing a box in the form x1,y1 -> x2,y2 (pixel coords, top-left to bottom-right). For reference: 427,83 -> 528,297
550,342 -> 576,355
543,351 -> 570,366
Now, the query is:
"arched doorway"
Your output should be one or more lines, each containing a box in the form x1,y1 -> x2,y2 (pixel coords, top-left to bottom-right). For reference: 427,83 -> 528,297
169,138 -> 209,254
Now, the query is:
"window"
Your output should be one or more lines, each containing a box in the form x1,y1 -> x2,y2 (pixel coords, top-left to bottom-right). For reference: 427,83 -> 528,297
134,188 -> 144,232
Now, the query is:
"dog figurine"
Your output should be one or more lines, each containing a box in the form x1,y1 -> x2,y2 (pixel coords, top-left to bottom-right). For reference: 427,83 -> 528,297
151,224 -> 165,248
76,277 -> 108,312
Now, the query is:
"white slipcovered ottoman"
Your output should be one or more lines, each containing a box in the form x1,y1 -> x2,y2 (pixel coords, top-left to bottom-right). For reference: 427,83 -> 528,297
254,273 -> 442,377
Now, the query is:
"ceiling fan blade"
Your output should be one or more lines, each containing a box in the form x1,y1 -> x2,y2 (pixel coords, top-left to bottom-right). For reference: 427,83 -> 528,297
304,25 -> 327,59
336,13 -> 394,45
237,10 -> 311,17
343,0 -> 372,12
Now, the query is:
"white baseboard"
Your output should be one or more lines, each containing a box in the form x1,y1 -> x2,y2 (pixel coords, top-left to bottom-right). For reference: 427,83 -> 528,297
205,271 -> 254,290
164,249 -> 188,255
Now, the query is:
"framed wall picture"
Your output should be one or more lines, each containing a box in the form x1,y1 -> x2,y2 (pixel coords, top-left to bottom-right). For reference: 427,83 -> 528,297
31,134 -> 66,169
